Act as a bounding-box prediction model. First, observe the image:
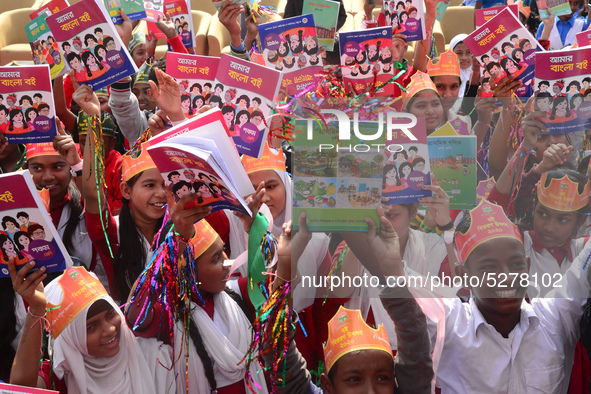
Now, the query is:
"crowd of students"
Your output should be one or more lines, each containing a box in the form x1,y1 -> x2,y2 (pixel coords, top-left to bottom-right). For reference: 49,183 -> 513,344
1,0 -> 591,393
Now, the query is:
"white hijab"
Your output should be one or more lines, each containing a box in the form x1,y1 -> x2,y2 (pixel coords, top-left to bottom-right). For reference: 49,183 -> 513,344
174,291 -> 268,393
450,34 -> 472,99
47,281 -> 174,394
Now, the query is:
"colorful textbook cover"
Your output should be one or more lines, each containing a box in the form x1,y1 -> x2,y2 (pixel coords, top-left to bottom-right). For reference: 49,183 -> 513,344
166,52 -> 220,110
534,47 -> 591,134
213,54 -> 282,158
536,0 -> 572,18
0,66 -> 58,144
147,0 -> 194,50
576,30 -> 591,47
29,0 -> 70,19
258,14 -> 323,95
427,130 -> 477,210
0,383 -> 58,393
46,0 -> 138,91
380,0 -> 425,41
0,171 -> 73,278
102,0 -> 147,24
475,4 -> 518,29
302,0 -> 340,51
339,26 -> 394,96
25,14 -> 68,79
464,8 -> 543,97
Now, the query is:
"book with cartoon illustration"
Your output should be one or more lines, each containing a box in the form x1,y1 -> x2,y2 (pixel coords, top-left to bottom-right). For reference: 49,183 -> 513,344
380,0 -> 425,41
475,4 -> 518,29
536,0 -> 571,19
102,0 -> 147,24
576,29 -> 591,47
258,14 -> 324,95
166,53 -> 220,111
213,54 -> 282,158
147,142 -> 252,216
29,0 -> 70,20
533,47 -> 591,134
25,14 -> 68,79
427,133 -> 477,210
464,8 -> 544,97
302,0 -> 340,51
339,26 -> 394,96
0,171 -> 73,278
147,0 -> 193,49
0,65 -> 58,144
45,0 -> 138,91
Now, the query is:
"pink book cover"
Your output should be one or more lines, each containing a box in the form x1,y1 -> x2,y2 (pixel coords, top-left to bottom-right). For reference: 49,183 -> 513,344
29,0 -> 70,20
475,4 -> 518,28
166,52 -> 219,112
147,0 -> 193,46
0,383 -> 58,393
214,54 -> 282,158
576,29 -> 591,47
464,8 -> 543,97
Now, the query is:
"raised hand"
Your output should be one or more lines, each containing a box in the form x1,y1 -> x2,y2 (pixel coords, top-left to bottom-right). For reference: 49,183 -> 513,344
115,9 -> 134,48
535,143 -> 573,174
364,206 -> 405,279
155,13 -> 178,40
148,68 -> 184,121
71,72 -> 100,116
53,117 -> 81,167
170,192 -> 213,240
234,181 -> 265,232
420,176 -> 452,228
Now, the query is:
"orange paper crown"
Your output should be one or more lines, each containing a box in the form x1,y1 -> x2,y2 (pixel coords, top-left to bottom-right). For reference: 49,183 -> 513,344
402,71 -> 438,98
46,267 -> 108,338
188,219 -> 219,259
323,306 -> 392,373
26,143 -> 58,160
537,173 -> 590,212
241,143 -> 286,174
121,142 -> 156,182
454,200 -> 523,264
518,0 -> 531,19
427,49 -> 460,78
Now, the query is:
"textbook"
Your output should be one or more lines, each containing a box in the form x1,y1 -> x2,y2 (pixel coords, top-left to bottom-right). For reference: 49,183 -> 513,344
0,65 -> 58,144
537,0 -> 571,18
381,0 -> 425,41
29,0 -> 70,19
533,47 -> 591,134
147,142 -> 252,216
427,135 -> 477,210
339,26 -> 394,96
148,107 -> 255,197
102,0 -> 147,24
576,30 -> 591,47
0,383 -> 58,393
292,117 -> 431,232
463,8 -> 544,97
143,0 -> 165,23
0,171 -> 73,278
475,4 -> 518,29
166,52 -> 220,110
46,0 -> 138,91
258,14 -> 323,95
147,0 -> 194,49
302,0 -> 340,51
213,54 -> 282,158
25,14 -> 68,79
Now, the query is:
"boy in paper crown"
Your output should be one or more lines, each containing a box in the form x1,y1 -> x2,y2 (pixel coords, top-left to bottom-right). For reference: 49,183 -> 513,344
350,201 -> 591,393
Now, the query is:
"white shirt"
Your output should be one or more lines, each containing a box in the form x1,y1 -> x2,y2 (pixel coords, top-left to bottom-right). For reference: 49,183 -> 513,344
432,238 -> 591,393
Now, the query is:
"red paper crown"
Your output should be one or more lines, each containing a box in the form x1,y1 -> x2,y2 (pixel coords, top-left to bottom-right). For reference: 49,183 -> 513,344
454,200 -> 523,264
554,80 -> 565,90
7,94 -> 16,103
402,71 -> 438,98
427,49 -> 460,78
26,143 -> 58,160
188,219 -> 219,259
241,143 -> 286,174
537,172 -> 590,212
121,142 -> 156,182
323,306 -> 392,373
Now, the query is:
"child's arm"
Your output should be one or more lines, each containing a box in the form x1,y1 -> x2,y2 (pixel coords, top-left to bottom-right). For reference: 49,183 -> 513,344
8,260 -> 48,389
52,76 -> 77,133
412,0 -> 438,73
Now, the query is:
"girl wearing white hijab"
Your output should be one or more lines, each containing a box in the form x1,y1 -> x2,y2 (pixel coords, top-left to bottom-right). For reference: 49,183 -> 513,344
450,33 -> 474,99
8,263 -> 174,394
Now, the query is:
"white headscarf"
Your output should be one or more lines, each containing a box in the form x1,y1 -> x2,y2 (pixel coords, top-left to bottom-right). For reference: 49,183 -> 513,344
47,281 -> 174,394
175,291 -> 269,393
450,33 -> 472,98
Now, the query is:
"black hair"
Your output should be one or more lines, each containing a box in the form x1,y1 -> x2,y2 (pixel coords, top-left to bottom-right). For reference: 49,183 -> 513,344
16,211 -> 28,219
480,54 -> 489,62
19,95 -> 32,106
252,97 -> 262,105
13,231 -> 31,251
84,33 -> 96,47
501,41 -> 514,54
367,41 -> 381,62
583,77 -> 591,84
549,96 -> 571,120
94,44 -> 108,62
398,162 -> 413,178
190,83 -> 202,93
1,216 -> 17,230
267,50 -> 279,63
148,60 -> 167,87
511,48 -> 524,62
221,105 -> 234,116
33,93 -> 42,99
409,146 -> 418,153
397,1 -> 405,8
172,180 -> 192,196
286,30 -> 304,54
81,51 -> 104,78
568,80 -> 582,91
114,171 -> 164,300
209,95 -> 222,107
510,34 -> 519,40
103,36 -> 115,48
571,93 -> 584,108
8,108 -> 28,132
0,105 -> 6,116
359,63 -> 371,75
204,82 -> 212,89
486,61 -> 501,73
94,27 -> 103,34
214,83 -> 223,91
192,95 -> 205,109
284,56 -> 295,69
235,109 -> 250,125
167,170 -> 180,181
237,94 -> 250,108
536,91 -> 553,102
382,163 -> 401,188
500,56 -> 521,74
62,181 -> 84,255
413,157 -> 426,166
303,37 -> 318,56
181,94 -> 193,115
0,234 -> 25,261
538,80 -> 550,88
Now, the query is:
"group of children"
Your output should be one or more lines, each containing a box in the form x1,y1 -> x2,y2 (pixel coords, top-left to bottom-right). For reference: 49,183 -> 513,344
2,0 -> 591,393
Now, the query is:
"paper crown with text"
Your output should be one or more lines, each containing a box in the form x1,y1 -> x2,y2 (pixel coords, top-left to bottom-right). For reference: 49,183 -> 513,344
188,219 -> 219,259
454,200 -> 523,264
77,112 -> 117,137
135,61 -> 151,85
26,142 -> 58,160
121,142 -> 156,182
402,71 -> 438,98
46,267 -> 109,338
427,49 -> 460,78
241,143 -> 286,174
536,172 -> 590,212
323,306 -> 392,373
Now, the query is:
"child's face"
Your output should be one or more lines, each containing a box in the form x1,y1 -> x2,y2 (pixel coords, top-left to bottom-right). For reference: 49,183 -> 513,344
252,115 -> 262,126
533,203 -> 580,248
453,42 -> 473,70
386,167 -> 396,180
39,107 -> 49,117
553,85 -> 561,94
483,82 -> 491,91
170,174 -> 180,183
196,236 -> 230,295
459,238 -> 528,314
540,84 -> 548,92
402,166 -> 411,176
569,85 -> 578,94
584,81 -> 590,89
321,350 -> 394,394
6,98 -> 14,106
523,42 -> 532,51
415,162 -> 425,172
536,97 -> 550,112
86,304 -> 122,359
433,75 -> 460,112
31,228 -> 45,240
410,10 -> 417,18
248,170 -> 286,220
106,41 -> 116,51
175,185 -> 191,199
489,65 -> 500,76
556,100 -> 568,111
